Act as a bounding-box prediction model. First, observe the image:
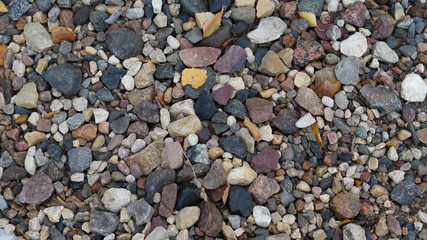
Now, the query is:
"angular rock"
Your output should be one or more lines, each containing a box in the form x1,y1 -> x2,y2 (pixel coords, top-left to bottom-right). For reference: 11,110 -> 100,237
23,22 -> 54,53
161,142 -> 184,170
391,181 -> 424,205
372,15 -> 394,40
145,169 -> 176,203
359,85 -> 401,113
176,206 -> 201,230
248,175 -> 280,204
8,0 -> 30,21
330,192 -> 362,219
176,182 -> 201,210
195,88 -> 218,120
15,82 -> 38,109
106,28 -> 144,59
297,0 -> 324,16
197,201 -> 222,237
293,40 -> 325,67
372,41 -> 398,64
168,115 -> 203,138
127,199 -> 154,225
342,2 -> 367,27
340,32 -> 367,58
295,87 -> 324,115
271,109 -> 300,135
89,211 -> 119,236
314,67 -> 341,98
159,183 -> 178,217
43,64 -> 82,96
259,51 -> 289,76
179,47 -> 221,67
401,73 -> 427,102
202,163 -> 227,190
133,101 -> 159,123
251,146 -> 280,173
19,171 -> 54,205
67,147 -> 92,173
125,141 -> 164,175
102,188 -> 131,212
227,167 -> 257,185
246,97 -> 273,124
219,135 -> 247,158
248,17 -> 287,44
343,223 -> 366,240
89,11 -> 110,32
335,56 -> 360,85
228,186 -> 255,217
213,45 -> 247,74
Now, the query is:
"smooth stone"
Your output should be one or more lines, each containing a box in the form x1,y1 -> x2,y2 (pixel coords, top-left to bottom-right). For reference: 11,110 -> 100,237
372,41 -> 399,63
179,47 -> 221,67
125,141 -> 164,175
330,192 -> 362,219
102,188 -> 131,212
335,56 -> 360,85
253,205 -> 271,227
127,198 -> 154,225
8,0 -> 30,21
248,17 -> 287,44
340,32 -> 367,58
343,223 -> 366,240
67,147 -> 92,173
176,206 -> 201,230
295,113 -> 316,128
168,115 -> 203,138
401,73 -> 427,102
15,82 -> 38,109
161,142 -> 184,170
227,167 -> 257,185
359,85 -> 401,113
251,146 -> 280,173
295,87 -> 324,115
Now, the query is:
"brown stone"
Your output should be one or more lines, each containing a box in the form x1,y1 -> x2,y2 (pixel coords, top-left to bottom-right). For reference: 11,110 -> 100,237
15,114 -> 29,124
372,15 -> 394,40
213,45 -> 247,74
293,40 -> 325,67
51,27 -> 77,44
6,129 -> 20,141
416,128 -> 427,145
179,47 -> 221,67
246,97 -> 273,124
125,141 -> 164,175
259,51 -> 289,76
314,67 -> 341,98
330,192 -> 362,220
159,183 -> 178,218
279,1 -> 297,19
212,84 -> 234,105
72,124 -> 97,141
248,175 -> 280,204
342,2 -> 368,27
19,171 -> 54,205
205,184 -> 228,202
251,146 -> 280,173
197,201 -> 222,237
36,118 -> 52,132
295,87 -> 324,115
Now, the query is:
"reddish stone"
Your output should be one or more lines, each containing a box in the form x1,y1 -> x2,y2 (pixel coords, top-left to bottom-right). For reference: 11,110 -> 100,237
179,47 -> 221,67
314,67 -> 341,98
280,78 -> 294,91
15,140 -> 29,151
251,146 -> 280,173
315,21 -> 333,40
159,183 -> 178,218
180,38 -> 193,49
51,27 -> 77,44
279,1 -> 297,19
197,201 -> 222,237
127,121 -> 149,138
214,45 -> 247,74
342,2 -> 368,27
129,163 -> 143,178
360,172 -> 371,182
387,215 -> 402,236
137,177 -> 145,189
117,161 -> 131,175
283,33 -> 296,48
151,216 -> 168,232
19,171 -> 54,205
212,84 -> 234,105
6,129 -> 20,141
330,192 -> 362,219
72,124 -> 97,141
36,118 -> 52,133
372,15 -> 394,40
205,184 -> 228,202
293,40 -> 325,67
59,10 -> 74,29
245,97 -> 273,124
248,175 -> 280,204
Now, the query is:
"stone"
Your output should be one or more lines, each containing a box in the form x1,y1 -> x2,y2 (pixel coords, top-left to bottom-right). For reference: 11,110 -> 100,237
229,186 -> 254,217
159,183 -> 178,217
295,113 -> 316,128
179,47 -> 221,67
401,73 -> 427,102
127,199 -> 154,225
186,144 -> 209,164
335,56 -> 360,85
198,201 -> 222,237
372,15 -> 394,40
106,28 -> 143,59
43,206 -> 64,223
213,45 -> 247,74
24,131 -> 46,146
180,0 -> 208,16
43,64 -> 82,96
391,181 -> 424,205
293,40 -> 325,67
297,0 -> 324,16
259,51 -> 289,76
372,41 -> 398,64
340,32 -> 367,58
227,167 -> 257,185
161,142 -> 184,170
15,82 -> 38,109
272,109 -> 300,135
23,22 -> 54,53
295,87 -> 324,115
315,67 -> 341,98
72,124 -> 97,141
212,84 -> 234,105
145,169 -> 176,203
176,182 -> 201,209
359,85 -> 401,113
417,128 -> 427,145
253,206 -> 271,228
102,188 -> 131,212
248,17 -> 287,44
90,11 -> 110,32
202,163 -> 227,190
176,206 -> 201,230
168,115 -> 203,138
195,88 -> 217,120
230,7 -> 256,24
51,27 -> 76,43
19,171 -> 54,205
125,141 -> 164,175
251,146 -> 280,173
134,101 -> 159,123
343,223 -> 366,240
342,2 -> 367,27
246,97 -> 273,124
225,99 -> 248,120
67,147 -> 92,173
248,175 -> 280,204
89,210 -> 119,236
126,8 -> 144,19
256,0 -> 274,18
8,0 -> 30,21
330,192 -> 362,219
219,135 -> 247,158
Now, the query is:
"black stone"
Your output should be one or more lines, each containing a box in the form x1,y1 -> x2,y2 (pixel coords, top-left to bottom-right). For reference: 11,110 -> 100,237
180,0 -> 208,16
36,0 -> 52,12
89,210 -> 119,236
106,28 -> 143,59
73,6 -> 90,25
219,135 -> 247,158
47,144 -> 63,161
42,64 -> 82,96
228,186 -> 254,217
224,99 -> 248,120
211,111 -> 227,124
145,169 -> 176,203
231,21 -> 250,37
175,182 -> 202,210
184,67 -> 216,99
209,0 -> 232,12
271,109 -> 300,135
195,89 -> 218,120
199,26 -> 232,48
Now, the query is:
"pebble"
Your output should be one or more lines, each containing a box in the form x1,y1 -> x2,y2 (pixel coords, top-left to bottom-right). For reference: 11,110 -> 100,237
19,171 -> 54,205
176,206 -> 201,230
343,223 -> 366,240
372,41 -> 399,63
102,188 -> 131,212
106,28 -> 144,59
14,82 -> 38,109
359,85 -> 401,113
401,73 -> 427,102
335,56 -> 360,85
227,167 -> 257,185
23,22 -> 54,52
295,113 -> 316,128
42,64 -> 82,96
248,17 -> 287,44
340,32 -> 367,58
67,147 -> 92,173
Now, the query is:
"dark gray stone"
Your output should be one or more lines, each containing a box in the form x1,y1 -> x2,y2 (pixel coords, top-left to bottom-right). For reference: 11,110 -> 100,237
67,147 -> 92,173
110,116 -> 130,134
89,210 -> 119,236
127,199 -> 154,225
0,151 -> 14,168
186,144 -> 209,165
297,0 -> 324,16
90,11 -> 110,32
36,0 -> 52,12
180,0 -> 208,16
228,186 -> 254,217
391,181 -> 424,205
8,0 -> 30,21
224,99 -> 248,120
195,89 -> 218,120
335,56 -> 360,85
66,113 -> 84,130
145,169 -> 176,203
219,135 -> 247,158
359,85 -> 402,113
106,28 -> 143,59
42,64 -> 82,96
271,109 -> 300,135
133,101 -> 159,123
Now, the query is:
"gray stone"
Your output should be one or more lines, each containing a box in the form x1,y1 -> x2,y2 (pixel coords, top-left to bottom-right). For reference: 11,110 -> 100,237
90,11 -> 110,32
0,151 -> 13,168
23,22 -> 54,53
359,85 -> 401,113
186,144 -> 209,165
391,181 -> 424,205
66,113 -> 85,130
372,41 -> 398,63
180,0 -> 208,16
67,147 -> 92,173
8,0 -> 30,21
89,210 -> 119,236
298,0 -> 324,16
43,64 -> 82,96
335,56 -> 360,85
343,223 -> 366,240
106,28 -> 144,59
127,199 -> 154,225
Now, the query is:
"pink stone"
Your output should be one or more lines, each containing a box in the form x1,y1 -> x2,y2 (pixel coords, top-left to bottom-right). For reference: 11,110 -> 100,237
179,47 -> 221,67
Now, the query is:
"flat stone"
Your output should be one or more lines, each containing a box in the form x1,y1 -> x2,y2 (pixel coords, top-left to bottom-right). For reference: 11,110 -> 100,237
43,64 -> 82,96
295,87 -> 324,115
259,51 -> 289,76
340,32 -> 367,58
197,201 -> 222,237
24,131 -> 46,146
359,85 -> 401,113
251,146 -> 280,173
72,124 -> 97,141
125,141 -> 164,175
202,163 -> 227,190
106,28 -> 143,59
67,147 -> 92,173
23,22 -> 54,53
89,11 -> 110,32
89,210 -> 119,236
133,101 -> 159,123
401,73 -> 427,102
219,135 -> 247,158
372,41 -> 398,63
335,56 -> 360,85
248,175 -> 280,204
179,47 -> 221,67
102,188 -> 131,212
168,115 -> 203,138
180,0 -> 208,16
271,109 -> 300,135
213,45 -> 247,74
225,99 -> 248,120
43,206 -> 64,223
127,198 -> 154,225
212,84 -> 234,105
15,82 -> 38,109
330,192 -> 362,219
246,97 -> 273,124
248,17 -> 287,44
256,0 -> 275,18
372,15 -> 394,40
295,113 -> 316,128
391,181 -> 424,205
293,40 -> 325,67
19,171 -> 54,205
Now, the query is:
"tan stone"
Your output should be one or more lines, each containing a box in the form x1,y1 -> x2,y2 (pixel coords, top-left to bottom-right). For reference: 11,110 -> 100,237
24,131 -> 46,146
259,51 -> 289,76
256,0 -> 275,18
167,115 -> 203,138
